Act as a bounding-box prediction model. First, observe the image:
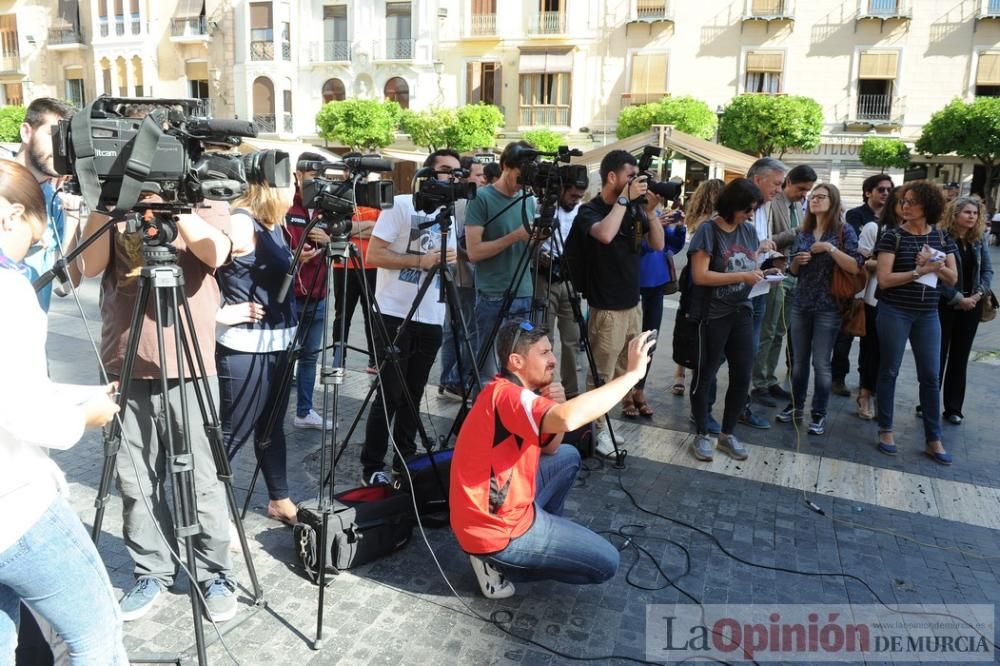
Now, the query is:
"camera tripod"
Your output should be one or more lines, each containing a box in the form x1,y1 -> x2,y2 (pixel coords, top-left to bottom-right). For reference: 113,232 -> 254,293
441,185 -> 625,464
86,226 -> 264,666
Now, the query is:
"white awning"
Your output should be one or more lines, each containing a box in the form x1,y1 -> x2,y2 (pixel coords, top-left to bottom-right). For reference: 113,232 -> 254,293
518,50 -> 574,74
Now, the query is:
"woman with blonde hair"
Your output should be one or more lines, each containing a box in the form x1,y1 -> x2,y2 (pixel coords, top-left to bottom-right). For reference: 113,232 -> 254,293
776,183 -> 862,435
935,195 -> 993,425
216,152 -> 311,524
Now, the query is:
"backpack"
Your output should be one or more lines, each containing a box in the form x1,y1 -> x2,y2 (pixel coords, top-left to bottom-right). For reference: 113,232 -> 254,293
561,215 -> 589,298
672,224 -> 722,369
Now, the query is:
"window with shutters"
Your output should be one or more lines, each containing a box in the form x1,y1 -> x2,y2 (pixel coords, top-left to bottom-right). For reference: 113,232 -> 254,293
250,3 -> 274,61
856,51 -> 897,121
0,15 -> 19,73
519,72 -> 570,126
2,82 -> 23,106
976,52 -> 1000,97
386,2 -> 412,60
323,5 -> 350,61
467,61 -> 501,106
624,52 -> 668,106
744,51 -> 783,94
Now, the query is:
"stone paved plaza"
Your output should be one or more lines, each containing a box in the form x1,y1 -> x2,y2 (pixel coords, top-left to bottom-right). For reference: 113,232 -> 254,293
41,245 -> 1000,665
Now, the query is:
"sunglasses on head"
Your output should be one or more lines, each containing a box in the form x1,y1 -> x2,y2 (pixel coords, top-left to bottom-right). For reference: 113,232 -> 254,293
510,320 -> 535,356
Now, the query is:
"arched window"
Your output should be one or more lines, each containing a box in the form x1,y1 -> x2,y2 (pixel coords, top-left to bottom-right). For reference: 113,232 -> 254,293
384,76 -> 409,109
252,76 -> 276,132
322,78 -> 346,102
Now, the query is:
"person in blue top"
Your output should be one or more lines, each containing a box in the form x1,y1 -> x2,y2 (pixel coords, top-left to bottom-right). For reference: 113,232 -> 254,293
216,159 -> 308,525
625,188 -> 686,418
14,98 -> 82,311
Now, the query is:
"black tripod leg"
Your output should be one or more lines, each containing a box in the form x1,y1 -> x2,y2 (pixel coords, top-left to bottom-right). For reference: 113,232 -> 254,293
177,291 -> 264,603
151,284 -> 208,665
92,275 -> 151,544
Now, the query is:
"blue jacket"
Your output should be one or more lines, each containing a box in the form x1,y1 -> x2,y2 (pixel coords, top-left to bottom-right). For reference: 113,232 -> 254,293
939,234 -> 994,307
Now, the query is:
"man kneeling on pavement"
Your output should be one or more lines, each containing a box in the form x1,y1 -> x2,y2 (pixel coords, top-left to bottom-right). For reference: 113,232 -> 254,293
449,320 -> 656,598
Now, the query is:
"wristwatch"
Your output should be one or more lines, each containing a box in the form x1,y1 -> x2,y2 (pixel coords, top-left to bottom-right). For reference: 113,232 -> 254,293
912,269 -> 921,280
616,196 -> 629,207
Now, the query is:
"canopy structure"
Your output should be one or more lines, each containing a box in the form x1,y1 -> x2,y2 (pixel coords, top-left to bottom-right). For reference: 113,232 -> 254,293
573,125 -> 756,181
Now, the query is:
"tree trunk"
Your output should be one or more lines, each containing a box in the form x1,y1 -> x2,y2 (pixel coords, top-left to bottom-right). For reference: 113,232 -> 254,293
983,159 -> 996,214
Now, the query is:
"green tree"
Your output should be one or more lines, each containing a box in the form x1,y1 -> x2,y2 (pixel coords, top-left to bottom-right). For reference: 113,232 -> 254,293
859,137 -> 911,172
521,127 -> 565,153
315,99 -> 400,152
916,97 -> 1000,209
718,95 -> 823,158
0,105 -> 25,143
444,103 -> 505,152
399,107 -> 456,152
616,96 -> 717,140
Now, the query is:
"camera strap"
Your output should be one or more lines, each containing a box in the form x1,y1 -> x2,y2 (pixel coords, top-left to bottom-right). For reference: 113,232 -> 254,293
68,106 -> 103,213
115,116 -> 163,212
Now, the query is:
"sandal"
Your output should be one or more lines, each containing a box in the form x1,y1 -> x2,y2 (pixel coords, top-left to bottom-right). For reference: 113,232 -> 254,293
671,383 -> 685,396
856,393 -> 874,420
267,499 -> 299,526
632,389 -> 654,418
622,394 -> 639,419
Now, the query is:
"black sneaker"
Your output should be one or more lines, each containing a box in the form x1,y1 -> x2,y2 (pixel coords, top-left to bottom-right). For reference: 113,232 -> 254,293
362,471 -> 391,487
807,414 -> 826,435
775,403 -> 803,424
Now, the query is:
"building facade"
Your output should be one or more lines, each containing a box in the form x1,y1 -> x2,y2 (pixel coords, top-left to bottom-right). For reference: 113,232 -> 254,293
5,0 -> 1000,200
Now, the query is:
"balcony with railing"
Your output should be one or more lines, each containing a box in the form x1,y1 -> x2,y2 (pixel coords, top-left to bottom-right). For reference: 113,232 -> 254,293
250,40 -> 274,61
48,27 -> 84,47
742,0 -> 794,24
976,0 -> 1000,21
98,15 -> 145,39
632,0 -> 673,22
384,38 -> 414,60
171,16 -> 208,42
470,12 -> 497,36
528,11 -> 566,34
852,93 -> 904,126
324,40 -> 351,61
253,114 -> 276,133
0,54 -> 22,74
856,0 -> 911,24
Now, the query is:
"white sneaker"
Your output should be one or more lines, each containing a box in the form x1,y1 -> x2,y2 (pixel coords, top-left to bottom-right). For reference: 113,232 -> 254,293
293,409 -> 332,430
469,555 -> 515,599
595,430 -> 616,457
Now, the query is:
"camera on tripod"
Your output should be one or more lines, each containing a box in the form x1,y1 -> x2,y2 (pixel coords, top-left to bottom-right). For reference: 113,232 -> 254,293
52,95 -> 272,214
412,167 -> 477,214
298,155 -> 395,238
508,144 -> 587,231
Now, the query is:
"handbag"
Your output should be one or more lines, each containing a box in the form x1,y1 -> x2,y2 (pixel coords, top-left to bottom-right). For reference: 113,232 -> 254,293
831,225 -> 866,300
662,253 -> 679,295
982,289 -> 998,323
841,298 -> 866,337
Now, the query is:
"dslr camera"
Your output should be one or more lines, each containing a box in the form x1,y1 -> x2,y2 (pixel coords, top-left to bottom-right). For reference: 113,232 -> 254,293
298,155 -> 395,237
52,95 -> 277,215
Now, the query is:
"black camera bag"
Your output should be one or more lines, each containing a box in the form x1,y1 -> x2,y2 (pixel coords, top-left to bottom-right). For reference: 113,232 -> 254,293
398,449 -> 453,527
293,485 -> 415,582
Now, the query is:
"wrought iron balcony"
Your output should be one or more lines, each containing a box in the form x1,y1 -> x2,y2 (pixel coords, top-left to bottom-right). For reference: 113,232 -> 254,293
324,40 -> 350,61
743,0 -> 794,19
48,27 -> 83,45
171,17 -> 207,37
250,40 -> 274,61
386,38 -> 413,60
976,0 -> 1000,20
528,11 -> 566,34
857,0 -> 910,19
856,93 -> 893,121
470,13 -> 496,35
253,114 -> 276,133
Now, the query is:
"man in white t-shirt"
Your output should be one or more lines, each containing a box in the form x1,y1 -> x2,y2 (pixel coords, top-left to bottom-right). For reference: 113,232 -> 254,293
360,149 -> 460,486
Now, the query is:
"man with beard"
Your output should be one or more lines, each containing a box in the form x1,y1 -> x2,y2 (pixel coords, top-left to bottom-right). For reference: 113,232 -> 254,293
15,98 -> 81,311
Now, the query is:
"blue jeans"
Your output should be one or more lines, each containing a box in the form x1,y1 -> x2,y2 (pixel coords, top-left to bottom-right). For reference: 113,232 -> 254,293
473,293 -> 533,385
0,496 -> 128,665
876,302 -> 943,442
294,298 -> 326,417
790,306 -> 841,418
439,286 -> 479,389
488,445 -> 619,584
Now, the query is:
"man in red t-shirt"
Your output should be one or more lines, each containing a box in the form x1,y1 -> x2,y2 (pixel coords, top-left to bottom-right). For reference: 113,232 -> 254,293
450,320 -> 655,598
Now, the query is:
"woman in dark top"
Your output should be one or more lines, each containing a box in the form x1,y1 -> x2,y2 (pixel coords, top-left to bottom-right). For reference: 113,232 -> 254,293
875,181 -> 958,464
936,196 -> 994,425
687,178 -> 765,462
777,184 -> 862,435
216,171 -> 311,524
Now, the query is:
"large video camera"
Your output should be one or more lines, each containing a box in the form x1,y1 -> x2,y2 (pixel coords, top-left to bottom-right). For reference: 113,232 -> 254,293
52,96 -> 271,215
412,167 -> 477,215
298,155 -> 395,237
508,144 -> 587,229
